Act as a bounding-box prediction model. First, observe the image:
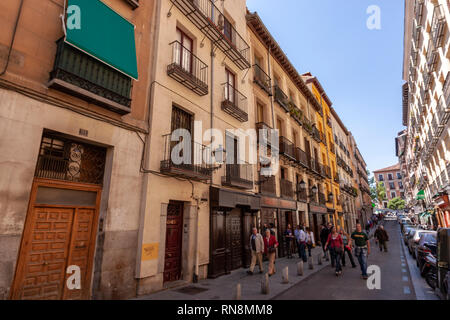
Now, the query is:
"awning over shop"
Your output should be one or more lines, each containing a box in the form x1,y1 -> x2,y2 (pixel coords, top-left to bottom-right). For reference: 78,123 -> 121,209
65,0 -> 138,80
416,190 -> 425,201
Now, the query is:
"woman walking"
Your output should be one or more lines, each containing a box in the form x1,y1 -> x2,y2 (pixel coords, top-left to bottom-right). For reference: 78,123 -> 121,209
339,227 -> 356,268
263,229 -> 279,276
306,227 -> 315,257
325,226 -> 344,276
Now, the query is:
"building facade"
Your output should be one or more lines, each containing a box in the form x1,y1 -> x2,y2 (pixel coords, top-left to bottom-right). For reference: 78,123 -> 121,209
0,0 -> 156,299
374,164 -> 405,209
400,0 -> 450,228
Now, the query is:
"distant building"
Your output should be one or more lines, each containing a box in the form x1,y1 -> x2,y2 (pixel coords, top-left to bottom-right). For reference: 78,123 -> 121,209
374,164 -> 406,209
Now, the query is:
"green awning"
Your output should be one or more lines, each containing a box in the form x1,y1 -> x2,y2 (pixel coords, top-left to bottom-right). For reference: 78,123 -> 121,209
65,0 -> 138,80
416,190 -> 425,200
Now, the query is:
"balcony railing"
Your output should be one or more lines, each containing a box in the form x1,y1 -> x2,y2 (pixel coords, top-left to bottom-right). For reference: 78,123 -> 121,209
289,104 -> 303,126
256,122 -> 275,148
415,0 -> 424,25
222,163 -> 254,190
160,134 -> 213,181
296,186 -> 307,202
330,143 -> 336,154
260,174 -> 276,196
411,46 -> 418,67
253,64 -> 272,96
295,147 -> 309,169
413,22 -> 422,48
334,173 -> 340,183
312,126 -> 321,143
279,137 -> 295,161
49,38 -> 132,115
280,179 -> 294,199
424,71 -> 433,91
167,41 -> 208,96
431,4 -> 446,49
318,192 -> 326,205
221,83 -> 248,122
169,0 -> 250,70
436,96 -> 450,130
426,40 -> 438,72
326,116 -> 332,128
420,86 -> 430,105
319,131 -> 327,146
274,85 -> 290,112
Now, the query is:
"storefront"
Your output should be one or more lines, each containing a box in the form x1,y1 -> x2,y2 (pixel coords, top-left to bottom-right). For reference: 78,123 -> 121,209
260,196 -> 297,258
308,203 -> 329,243
208,187 -> 261,278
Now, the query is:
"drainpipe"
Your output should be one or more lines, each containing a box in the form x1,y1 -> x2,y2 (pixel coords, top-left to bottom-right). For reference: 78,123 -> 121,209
267,46 -> 275,128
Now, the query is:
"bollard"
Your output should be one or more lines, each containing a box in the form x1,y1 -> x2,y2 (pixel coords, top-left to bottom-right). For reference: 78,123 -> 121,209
318,253 -> 322,265
282,266 -> 289,284
308,257 -> 314,270
234,283 -> 241,300
261,273 -> 269,295
297,261 -> 304,276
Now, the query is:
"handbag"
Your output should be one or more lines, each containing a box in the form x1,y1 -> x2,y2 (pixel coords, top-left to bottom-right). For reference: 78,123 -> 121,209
268,246 -> 276,253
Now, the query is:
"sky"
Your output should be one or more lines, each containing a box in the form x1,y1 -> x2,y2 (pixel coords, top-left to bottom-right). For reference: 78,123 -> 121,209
246,0 -> 405,174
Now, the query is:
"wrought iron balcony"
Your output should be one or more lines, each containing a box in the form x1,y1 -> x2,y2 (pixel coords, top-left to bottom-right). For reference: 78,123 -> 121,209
260,174 -> 276,196
280,179 -> 294,199
424,72 -> 433,91
256,122 -> 276,148
274,85 -> 290,112
222,163 -> 254,190
415,0 -> 424,25
326,116 -> 332,128
289,104 -> 303,126
318,192 -> 326,205
279,136 -> 295,161
221,83 -> 248,122
436,95 -> 450,131
169,0 -> 250,70
431,4 -> 447,49
312,126 -> 321,143
49,38 -> 132,115
319,131 -> 327,146
410,66 -> 417,82
253,64 -> 272,96
420,86 -> 430,105
295,147 -> 309,169
167,41 -> 208,96
296,186 -> 308,202
160,134 -> 213,181
426,40 -> 438,72
411,46 -> 418,67
413,22 -> 422,48
334,173 -> 340,183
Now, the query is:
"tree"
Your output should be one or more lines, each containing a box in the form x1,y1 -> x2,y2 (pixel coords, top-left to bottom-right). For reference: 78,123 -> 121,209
376,182 -> 387,205
388,197 -> 406,210
368,170 -> 377,202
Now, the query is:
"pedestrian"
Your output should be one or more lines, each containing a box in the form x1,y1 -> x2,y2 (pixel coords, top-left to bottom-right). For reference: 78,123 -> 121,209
339,227 -> 356,268
325,226 -> 344,276
374,225 -> 389,252
295,226 -> 307,262
247,227 -> 265,275
263,229 -> 278,276
320,223 -> 331,261
306,227 -> 315,257
351,223 -> 371,280
269,223 -> 276,236
284,224 -> 295,259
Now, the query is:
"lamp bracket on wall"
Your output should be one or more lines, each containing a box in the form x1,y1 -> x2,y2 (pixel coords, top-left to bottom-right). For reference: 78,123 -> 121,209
167,4 -> 174,17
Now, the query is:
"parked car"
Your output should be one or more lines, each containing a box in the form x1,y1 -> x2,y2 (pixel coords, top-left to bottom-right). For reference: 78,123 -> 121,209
436,228 -> 450,300
408,230 -> 435,258
416,232 -> 437,271
403,228 -> 417,245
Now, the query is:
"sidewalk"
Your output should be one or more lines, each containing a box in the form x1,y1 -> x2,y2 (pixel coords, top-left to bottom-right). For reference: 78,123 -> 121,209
135,246 -> 331,300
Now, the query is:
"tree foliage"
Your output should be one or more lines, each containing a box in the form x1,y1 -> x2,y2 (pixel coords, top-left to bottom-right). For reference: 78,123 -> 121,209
376,182 -> 387,205
388,197 -> 406,210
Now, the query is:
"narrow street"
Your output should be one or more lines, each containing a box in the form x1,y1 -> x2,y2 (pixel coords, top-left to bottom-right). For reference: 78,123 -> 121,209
274,221 -> 439,300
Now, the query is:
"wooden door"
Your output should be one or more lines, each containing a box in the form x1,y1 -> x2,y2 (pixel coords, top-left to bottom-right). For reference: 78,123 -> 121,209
11,179 -> 100,300
229,210 -> 243,270
164,201 -> 184,283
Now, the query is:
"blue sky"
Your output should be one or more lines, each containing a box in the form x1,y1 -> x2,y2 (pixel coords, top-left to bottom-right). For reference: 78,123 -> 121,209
246,0 -> 405,174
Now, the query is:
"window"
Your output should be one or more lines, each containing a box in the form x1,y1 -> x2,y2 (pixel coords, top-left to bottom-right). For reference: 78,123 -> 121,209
257,103 -> 264,123
277,118 -> 283,137
388,173 -> 393,180
400,192 -> 405,198
223,16 -> 233,44
378,174 -> 384,181
397,172 -> 402,179
391,192 -> 396,198
176,28 -> 193,74
224,68 -> 236,104
389,182 -> 395,189
399,182 -> 404,189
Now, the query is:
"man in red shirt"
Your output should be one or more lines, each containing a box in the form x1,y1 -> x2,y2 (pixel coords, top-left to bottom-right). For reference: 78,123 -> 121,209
263,229 -> 279,276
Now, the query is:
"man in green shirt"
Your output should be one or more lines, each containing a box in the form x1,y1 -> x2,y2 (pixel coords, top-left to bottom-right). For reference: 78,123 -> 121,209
351,223 -> 371,279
